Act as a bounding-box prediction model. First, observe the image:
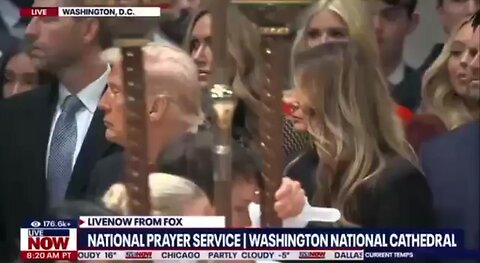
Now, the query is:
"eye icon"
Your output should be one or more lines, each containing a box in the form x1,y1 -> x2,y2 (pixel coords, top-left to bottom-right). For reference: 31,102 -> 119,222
30,221 -> 41,228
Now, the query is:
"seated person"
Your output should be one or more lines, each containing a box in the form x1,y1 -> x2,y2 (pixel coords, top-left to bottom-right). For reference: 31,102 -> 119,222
274,42 -> 434,228
409,14 -> 480,153
86,42 -> 203,199
103,173 -> 214,216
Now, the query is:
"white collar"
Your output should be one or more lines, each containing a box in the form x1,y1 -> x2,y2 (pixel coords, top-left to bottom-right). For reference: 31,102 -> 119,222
0,1 -> 20,29
387,61 -> 405,86
58,65 -> 111,113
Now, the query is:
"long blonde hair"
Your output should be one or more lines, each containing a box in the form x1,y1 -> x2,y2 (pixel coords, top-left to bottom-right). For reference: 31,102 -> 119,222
422,18 -> 479,130
294,42 -> 414,225
292,0 -> 380,69
102,173 -> 207,216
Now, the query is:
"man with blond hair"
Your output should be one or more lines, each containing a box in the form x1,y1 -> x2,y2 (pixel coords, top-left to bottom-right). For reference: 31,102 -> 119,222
87,42 -> 204,199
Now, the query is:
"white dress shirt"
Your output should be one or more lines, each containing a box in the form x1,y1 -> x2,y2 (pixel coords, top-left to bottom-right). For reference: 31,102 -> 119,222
0,0 -> 24,38
387,61 -> 406,87
46,66 -> 110,175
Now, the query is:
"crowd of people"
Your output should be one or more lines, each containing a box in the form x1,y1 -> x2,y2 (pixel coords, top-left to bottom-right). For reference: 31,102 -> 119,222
0,0 -> 479,262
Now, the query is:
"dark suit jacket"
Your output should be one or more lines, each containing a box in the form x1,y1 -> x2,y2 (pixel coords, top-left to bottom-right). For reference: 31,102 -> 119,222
418,44 -> 444,75
0,83 -> 120,261
420,121 -> 480,250
86,152 -> 124,200
391,65 -> 422,111
287,152 -> 434,228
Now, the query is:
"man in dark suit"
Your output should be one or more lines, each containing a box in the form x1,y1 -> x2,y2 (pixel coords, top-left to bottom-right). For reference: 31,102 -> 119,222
372,0 -> 422,111
0,0 -> 119,260
86,42 -> 203,199
419,0 -> 479,73
421,12 -> 479,255
420,121 -> 479,251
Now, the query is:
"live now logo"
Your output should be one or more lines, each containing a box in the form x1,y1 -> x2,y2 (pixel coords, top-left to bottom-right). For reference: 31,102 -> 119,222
20,228 -> 77,251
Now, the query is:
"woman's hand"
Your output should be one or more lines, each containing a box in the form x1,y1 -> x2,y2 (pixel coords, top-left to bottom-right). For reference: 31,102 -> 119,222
274,177 -> 306,219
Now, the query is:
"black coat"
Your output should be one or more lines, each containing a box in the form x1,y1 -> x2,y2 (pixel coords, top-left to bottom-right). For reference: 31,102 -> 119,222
0,83 -> 120,261
286,151 -> 434,228
391,65 -> 423,111
420,121 -> 480,253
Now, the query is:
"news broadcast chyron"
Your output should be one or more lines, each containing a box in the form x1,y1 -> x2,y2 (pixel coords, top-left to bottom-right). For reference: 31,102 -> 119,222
20,7 -> 164,17
20,217 -> 465,261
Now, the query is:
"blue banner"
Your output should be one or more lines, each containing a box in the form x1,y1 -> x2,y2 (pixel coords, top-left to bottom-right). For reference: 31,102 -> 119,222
77,228 -> 463,250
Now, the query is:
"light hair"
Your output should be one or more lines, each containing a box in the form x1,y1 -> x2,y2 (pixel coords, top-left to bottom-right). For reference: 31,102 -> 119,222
183,4 -> 264,110
422,18 -> 479,130
291,0 -> 381,78
294,42 -> 415,226
102,173 -> 206,215
101,42 -> 205,130
291,1 -> 415,226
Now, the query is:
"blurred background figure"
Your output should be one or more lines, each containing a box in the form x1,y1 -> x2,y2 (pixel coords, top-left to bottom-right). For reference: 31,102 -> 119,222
109,0 -> 193,46
419,0 -> 479,72
372,0 -> 422,111
406,15 -> 478,153
184,3 -> 312,163
0,0 -> 32,67
103,173 -> 214,216
0,0 -> 32,41
157,131 -> 264,227
0,48 -> 37,99
0,43 -> 51,99
171,0 -> 201,15
421,16 -> 479,130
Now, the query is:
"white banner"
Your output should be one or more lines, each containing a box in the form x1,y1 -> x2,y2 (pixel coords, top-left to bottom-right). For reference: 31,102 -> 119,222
79,216 -> 225,228
59,7 -> 161,17
77,250 -> 365,261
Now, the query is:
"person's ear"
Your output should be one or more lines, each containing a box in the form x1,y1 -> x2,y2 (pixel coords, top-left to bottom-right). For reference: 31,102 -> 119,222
407,13 -> 420,35
81,18 -> 100,45
149,95 -> 169,122
437,6 -> 448,31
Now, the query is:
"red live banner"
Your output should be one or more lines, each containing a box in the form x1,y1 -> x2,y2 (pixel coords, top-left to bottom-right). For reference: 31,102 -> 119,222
20,7 -> 59,17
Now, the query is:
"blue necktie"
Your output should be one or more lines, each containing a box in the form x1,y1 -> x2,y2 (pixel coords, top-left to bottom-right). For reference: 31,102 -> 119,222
47,95 -> 83,207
